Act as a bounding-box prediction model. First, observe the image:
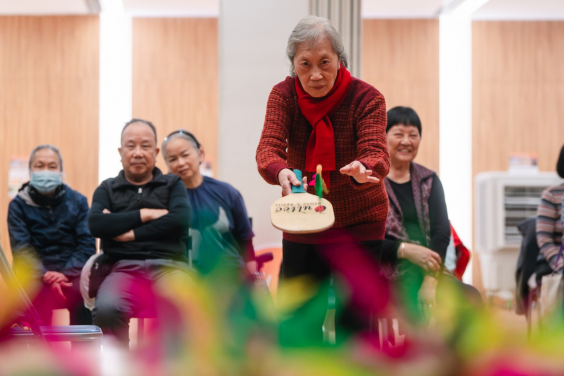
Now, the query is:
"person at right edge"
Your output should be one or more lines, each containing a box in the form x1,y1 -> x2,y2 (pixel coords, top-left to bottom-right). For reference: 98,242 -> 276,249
256,16 -> 392,346
536,145 -> 564,273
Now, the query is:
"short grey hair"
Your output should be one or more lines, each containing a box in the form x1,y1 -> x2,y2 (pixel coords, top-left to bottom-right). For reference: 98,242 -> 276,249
29,144 -> 63,171
286,15 -> 348,76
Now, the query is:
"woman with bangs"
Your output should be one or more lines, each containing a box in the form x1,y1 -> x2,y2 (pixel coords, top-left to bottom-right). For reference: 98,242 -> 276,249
383,106 -> 482,322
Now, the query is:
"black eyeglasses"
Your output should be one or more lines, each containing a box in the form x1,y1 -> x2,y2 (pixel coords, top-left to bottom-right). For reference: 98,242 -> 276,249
163,129 -> 201,149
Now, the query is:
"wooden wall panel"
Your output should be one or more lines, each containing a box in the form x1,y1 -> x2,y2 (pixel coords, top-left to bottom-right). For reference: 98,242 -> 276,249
472,21 -> 564,289
0,16 -> 99,262
473,21 -> 564,175
132,18 -> 218,174
472,21 -> 564,174
362,19 -> 440,172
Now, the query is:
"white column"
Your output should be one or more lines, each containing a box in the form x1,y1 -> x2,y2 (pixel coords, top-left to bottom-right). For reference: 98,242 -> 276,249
310,0 -> 362,77
218,0 -> 309,249
439,14 -> 472,282
98,0 -> 132,182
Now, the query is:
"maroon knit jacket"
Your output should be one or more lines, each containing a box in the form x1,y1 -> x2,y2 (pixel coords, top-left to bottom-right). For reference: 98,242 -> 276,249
256,76 -> 390,244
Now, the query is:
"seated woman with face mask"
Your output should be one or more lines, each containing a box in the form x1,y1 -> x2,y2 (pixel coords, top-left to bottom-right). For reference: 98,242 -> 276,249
8,144 -> 96,326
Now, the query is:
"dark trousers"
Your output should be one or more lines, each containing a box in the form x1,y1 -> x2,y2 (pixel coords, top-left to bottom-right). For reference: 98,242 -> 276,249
29,275 -> 92,326
92,259 -> 190,346
280,239 -> 388,346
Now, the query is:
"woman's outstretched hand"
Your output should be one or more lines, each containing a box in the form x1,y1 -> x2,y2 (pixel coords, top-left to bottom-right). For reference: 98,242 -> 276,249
340,161 -> 380,184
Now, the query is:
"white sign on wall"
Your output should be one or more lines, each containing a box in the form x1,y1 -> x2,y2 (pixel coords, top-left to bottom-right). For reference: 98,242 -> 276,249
8,157 -> 29,199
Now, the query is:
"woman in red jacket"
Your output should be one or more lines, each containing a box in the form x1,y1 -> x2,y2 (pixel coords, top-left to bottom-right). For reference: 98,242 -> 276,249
256,16 -> 390,346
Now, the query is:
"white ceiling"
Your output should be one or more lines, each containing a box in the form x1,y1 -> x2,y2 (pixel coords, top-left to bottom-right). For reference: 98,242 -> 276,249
0,0 -> 563,19
473,0 -> 564,20
123,0 -> 218,17
362,0 -> 444,18
120,0 -> 449,18
122,0 -> 447,19
0,0 -> 94,15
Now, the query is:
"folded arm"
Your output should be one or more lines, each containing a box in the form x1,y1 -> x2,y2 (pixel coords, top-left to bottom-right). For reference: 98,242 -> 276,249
133,180 -> 191,241
88,186 -> 143,239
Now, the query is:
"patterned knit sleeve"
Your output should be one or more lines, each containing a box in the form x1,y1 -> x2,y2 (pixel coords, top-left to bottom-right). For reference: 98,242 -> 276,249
256,87 -> 292,185
536,187 -> 563,271
352,92 -> 390,190
561,192 -> 564,267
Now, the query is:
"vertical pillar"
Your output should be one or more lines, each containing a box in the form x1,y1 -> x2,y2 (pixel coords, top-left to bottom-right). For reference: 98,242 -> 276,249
99,0 -> 132,182
310,0 -> 362,77
439,14 -> 472,282
218,0 -> 309,248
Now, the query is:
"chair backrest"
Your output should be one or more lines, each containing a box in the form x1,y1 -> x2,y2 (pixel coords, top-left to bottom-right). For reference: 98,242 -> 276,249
450,224 -> 471,281
0,241 -> 44,340
254,246 -> 282,299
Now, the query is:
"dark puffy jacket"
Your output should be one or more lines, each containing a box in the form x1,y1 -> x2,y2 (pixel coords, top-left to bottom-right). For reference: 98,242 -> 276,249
515,217 -> 552,315
88,168 -> 190,262
8,184 -> 96,278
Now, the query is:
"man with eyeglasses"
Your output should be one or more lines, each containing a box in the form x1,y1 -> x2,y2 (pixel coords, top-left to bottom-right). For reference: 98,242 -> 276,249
87,118 -> 191,346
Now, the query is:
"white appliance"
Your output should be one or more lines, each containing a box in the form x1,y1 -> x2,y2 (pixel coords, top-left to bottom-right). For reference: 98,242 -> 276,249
474,172 -> 563,294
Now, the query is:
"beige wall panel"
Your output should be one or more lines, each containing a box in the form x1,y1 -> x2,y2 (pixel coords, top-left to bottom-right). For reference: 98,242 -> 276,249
362,19 -> 440,172
472,21 -> 564,290
473,21 -> 564,174
0,16 -> 99,262
132,18 -> 218,174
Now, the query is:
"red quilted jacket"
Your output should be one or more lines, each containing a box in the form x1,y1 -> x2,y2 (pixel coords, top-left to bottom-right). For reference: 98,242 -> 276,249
256,76 -> 390,244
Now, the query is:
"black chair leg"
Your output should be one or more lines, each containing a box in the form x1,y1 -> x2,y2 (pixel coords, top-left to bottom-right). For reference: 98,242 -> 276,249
70,305 -> 93,326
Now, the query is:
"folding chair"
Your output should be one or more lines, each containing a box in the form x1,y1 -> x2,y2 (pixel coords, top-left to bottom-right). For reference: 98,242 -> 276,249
0,239 -> 102,345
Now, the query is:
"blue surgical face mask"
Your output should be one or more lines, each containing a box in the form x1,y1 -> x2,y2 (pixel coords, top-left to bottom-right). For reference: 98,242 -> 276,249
29,170 -> 62,195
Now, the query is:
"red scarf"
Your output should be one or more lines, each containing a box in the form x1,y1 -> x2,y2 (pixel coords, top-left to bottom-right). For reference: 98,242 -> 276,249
295,65 -> 351,188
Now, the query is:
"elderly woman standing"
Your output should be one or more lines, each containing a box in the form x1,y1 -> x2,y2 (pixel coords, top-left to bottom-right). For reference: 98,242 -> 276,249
256,16 -> 390,345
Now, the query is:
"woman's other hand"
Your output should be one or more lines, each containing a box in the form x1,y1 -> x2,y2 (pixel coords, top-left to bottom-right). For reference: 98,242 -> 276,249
418,275 -> 438,311
43,271 -> 68,285
400,243 -> 442,272
340,161 -> 380,184
278,169 -> 308,196
50,280 -> 73,305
